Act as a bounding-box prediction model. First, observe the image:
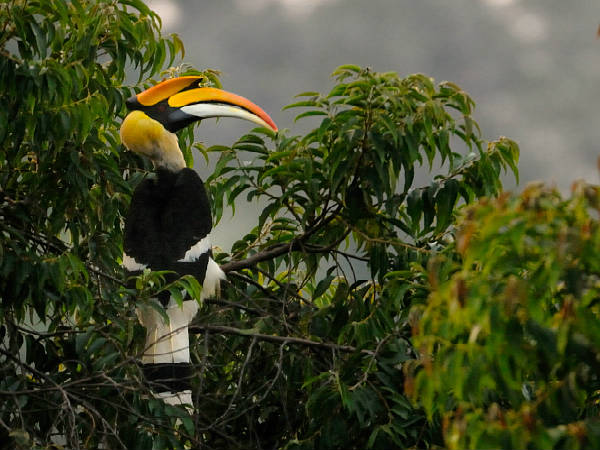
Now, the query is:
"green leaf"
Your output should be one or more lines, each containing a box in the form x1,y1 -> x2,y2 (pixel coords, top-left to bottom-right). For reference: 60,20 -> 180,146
313,275 -> 335,300
406,189 -> 422,231
30,20 -> 47,58
294,110 -> 328,122
331,64 -> 362,78
171,32 -> 185,59
283,100 -> 318,110
294,91 -> 320,97
327,83 -> 348,97
435,179 -> 458,233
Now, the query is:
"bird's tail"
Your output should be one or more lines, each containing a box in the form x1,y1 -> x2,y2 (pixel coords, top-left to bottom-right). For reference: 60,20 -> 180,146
134,257 -> 226,406
136,299 -> 199,406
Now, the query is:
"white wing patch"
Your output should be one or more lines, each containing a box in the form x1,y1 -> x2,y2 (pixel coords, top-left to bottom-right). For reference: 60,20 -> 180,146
125,237 -> 225,299
201,258 -> 227,300
178,235 -> 213,262
123,253 -> 148,271
177,235 -> 226,299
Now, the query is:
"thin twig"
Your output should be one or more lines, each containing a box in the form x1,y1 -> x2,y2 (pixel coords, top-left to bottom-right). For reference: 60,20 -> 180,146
220,242 -> 297,273
188,324 -> 374,356
221,207 -> 342,273
211,337 -> 257,426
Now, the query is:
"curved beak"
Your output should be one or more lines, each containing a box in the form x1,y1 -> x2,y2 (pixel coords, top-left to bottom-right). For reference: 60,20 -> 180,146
126,76 -> 278,133
169,87 -> 278,132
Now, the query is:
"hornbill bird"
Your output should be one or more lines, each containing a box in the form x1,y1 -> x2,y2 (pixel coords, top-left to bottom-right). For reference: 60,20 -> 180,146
120,76 -> 277,405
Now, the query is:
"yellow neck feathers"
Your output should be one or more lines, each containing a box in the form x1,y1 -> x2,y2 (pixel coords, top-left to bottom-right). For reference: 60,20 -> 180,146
120,111 -> 186,172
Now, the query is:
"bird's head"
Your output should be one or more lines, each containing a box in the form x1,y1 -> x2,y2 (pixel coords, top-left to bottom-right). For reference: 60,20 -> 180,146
120,76 -> 277,171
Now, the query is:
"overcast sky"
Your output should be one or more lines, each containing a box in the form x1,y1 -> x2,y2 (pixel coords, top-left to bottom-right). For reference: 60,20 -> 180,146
145,0 -> 600,247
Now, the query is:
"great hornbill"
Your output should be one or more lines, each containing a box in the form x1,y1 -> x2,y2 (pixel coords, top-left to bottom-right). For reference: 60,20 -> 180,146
120,76 -> 277,405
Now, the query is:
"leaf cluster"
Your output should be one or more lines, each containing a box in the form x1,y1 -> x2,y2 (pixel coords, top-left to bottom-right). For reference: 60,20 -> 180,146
411,182 -> 600,449
198,65 -> 519,449
0,1 -> 211,448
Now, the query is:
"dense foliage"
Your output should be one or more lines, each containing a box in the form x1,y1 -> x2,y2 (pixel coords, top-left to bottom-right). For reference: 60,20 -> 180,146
203,64 -> 519,449
2,1 -> 598,450
0,1 -> 197,448
412,182 -> 600,449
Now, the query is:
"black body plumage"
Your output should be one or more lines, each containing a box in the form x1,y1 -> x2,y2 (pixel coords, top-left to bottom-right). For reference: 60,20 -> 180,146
124,167 -> 213,303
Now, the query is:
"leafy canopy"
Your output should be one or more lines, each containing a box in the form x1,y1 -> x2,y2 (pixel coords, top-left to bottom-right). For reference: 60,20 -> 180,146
197,65 -> 518,449
412,183 -> 600,450
3,2 -> 598,450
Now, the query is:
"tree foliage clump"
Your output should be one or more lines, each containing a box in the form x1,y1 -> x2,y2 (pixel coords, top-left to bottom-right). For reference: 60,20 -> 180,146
202,65 -> 518,449
3,2 -> 599,450
0,1 -> 203,448
412,182 -> 600,450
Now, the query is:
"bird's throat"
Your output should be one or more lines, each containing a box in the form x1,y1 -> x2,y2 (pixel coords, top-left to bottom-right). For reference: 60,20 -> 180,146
121,111 -> 186,172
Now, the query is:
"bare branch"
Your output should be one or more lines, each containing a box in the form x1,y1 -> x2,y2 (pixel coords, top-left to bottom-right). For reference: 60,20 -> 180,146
220,207 -> 343,273
220,242 -> 297,273
188,324 -> 374,355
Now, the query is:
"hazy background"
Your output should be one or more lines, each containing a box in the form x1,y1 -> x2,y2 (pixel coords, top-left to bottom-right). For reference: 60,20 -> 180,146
146,0 -> 599,248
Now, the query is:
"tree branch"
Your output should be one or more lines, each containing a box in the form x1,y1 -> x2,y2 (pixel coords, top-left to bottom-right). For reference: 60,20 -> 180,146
221,207 -> 343,273
188,324 -> 374,355
220,242 -> 298,273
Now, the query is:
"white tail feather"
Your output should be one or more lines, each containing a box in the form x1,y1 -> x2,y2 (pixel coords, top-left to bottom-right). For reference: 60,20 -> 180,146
134,258 -> 225,365
156,390 -> 194,407
133,257 -> 226,406
136,300 -> 199,364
